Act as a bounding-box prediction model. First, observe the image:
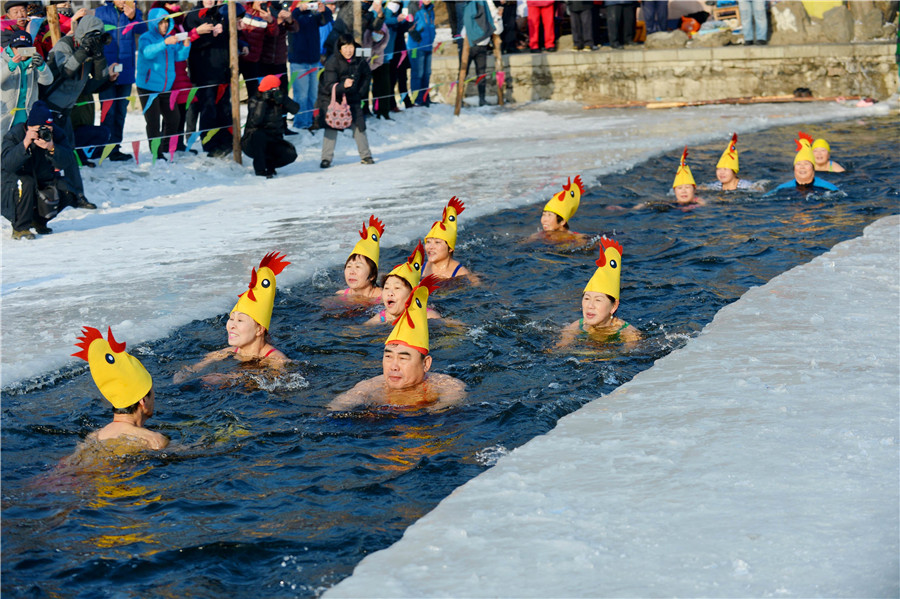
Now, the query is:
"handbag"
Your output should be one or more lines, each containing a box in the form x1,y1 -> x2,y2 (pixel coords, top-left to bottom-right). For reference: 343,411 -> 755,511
35,184 -> 60,220
325,83 -> 353,130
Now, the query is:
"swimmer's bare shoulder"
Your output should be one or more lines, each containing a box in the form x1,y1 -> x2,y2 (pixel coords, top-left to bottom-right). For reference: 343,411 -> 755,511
327,375 -> 385,411
90,423 -> 169,450
424,373 -> 466,412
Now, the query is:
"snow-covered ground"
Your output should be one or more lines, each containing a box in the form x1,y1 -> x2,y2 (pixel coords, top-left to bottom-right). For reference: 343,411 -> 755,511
1,98 -> 891,386
325,214 -> 900,598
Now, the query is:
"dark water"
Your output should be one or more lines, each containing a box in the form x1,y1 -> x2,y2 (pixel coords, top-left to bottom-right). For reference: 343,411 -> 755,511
2,116 -> 898,598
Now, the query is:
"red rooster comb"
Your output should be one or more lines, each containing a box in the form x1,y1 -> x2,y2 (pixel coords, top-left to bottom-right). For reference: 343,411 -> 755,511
259,251 -> 290,276
359,215 -> 385,239
72,326 -> 125,361
447,196 -> 465,215
730,132 -> 738,148
244,267 -> 259,302
408,240 -> 425,263
563,175 -> 585,195
680,147 -> 689,165
418,274 -> 441,295
595,236 -> 624,267
795,131 -> 814,151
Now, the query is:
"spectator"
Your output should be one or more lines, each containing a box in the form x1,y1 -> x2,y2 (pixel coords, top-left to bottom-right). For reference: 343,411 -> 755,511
151,1 -> 195,153
239,1 -> 274,99
364,22 -> 391,118
289,1 -> 331,130
526,0 -> 555,52
42,15 -> 114,209
136,7 -> 191,161
641,0 -> 668,34
259,0 -> 298,134
408,0 -> 435,106
497,0 -> 519,53
242,74 -> 299,177
383,1 -> 412,111
568,1 -> 595,50
95,0 -> 146,161
70,88 -> 111,166
2,101 -> 68,239
738,0 -> 767,45
1,1 -> 29,36
1,30 -> 53,134
317,33 -> 373,168
462,0 -> 501,106
605,0 -> 637,48
31,1 -> 87,59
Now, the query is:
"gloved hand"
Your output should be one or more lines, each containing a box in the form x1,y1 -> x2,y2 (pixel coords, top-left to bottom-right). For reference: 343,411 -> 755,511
31,53 -> 44,68
73,46 -> 90,66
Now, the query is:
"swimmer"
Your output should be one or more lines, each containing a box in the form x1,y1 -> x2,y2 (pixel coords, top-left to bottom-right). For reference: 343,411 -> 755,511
671,147 -> 706,206
72,326 -> 168,450
329,275 -> 466,412
422,197 -> 474,280
365,241 -> 442,325
338,215 -> 385,301
558,236 -> 641,348
766,132 -> 839,195
812,138 -> 845,172
531,176 -> 591,241
175,252 -> 290,382
705,133 -> 754,191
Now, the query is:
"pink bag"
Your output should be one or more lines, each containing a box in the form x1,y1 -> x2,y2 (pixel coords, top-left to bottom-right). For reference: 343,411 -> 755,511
325,83 -> 353,130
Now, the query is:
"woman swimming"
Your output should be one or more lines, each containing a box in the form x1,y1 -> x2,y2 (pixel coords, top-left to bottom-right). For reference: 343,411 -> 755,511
422,197 -> 472,279
337,215 -> 385,301
365,241 -> 442,325
558,237 -> 640,347
705,134 -> 754,191
812,138 -> 845,172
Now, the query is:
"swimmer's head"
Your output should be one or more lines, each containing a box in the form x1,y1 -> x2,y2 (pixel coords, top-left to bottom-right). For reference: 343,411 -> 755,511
811,139 -> 831,166
344,253 -> 378,290
112,386 -> 155,417
582,291 -> 619,327
227,310 -> 266,348
542,175 -> 584,224
716,167 -> 737,186
382,342 -> 432,390
425,196 -> 465,251
716,133 -> 739,174
584,236 -> 623,301
672,147 -> 696,188
385,274 -> 440,356
381,274 -> 413,316
385,240 -> 425,288
673,183 -> 696,204
793,159 -> 814,184
541,210 -> 569,231
72,326 -> 153,409
350,215 -> 385,270
232,251 -> 290,330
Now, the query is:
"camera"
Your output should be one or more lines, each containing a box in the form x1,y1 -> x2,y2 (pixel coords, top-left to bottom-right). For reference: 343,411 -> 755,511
268,1 -> 289,17
37,125 -> 53,142
175,32 -> 189,42
355,47 -> 372,58
81,31 -> 112,57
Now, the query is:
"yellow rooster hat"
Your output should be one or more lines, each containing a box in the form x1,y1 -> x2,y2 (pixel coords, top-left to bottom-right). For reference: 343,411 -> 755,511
385,274 -> 440,355
584,236 -> 623,301
72,326 -> 153,409
232,251 -> 290,330
794,131 -> 815,165
716,133 -> 739,173
672,147 -> 695,188
543,176 -> 585,222
350,215 -> 386,268
387,240 -> 425,288
425,197 -> 465,251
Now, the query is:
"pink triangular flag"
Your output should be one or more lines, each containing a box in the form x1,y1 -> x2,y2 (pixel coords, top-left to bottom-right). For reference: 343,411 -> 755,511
497,71 -> 505,88
169,91 -> 178,111
449,81 -> 456,93
397,50 -> 407,67
374,99 -> 378,112
132,140 -> 140,164
122,21 -> 138,35
100,99 -> 113,122
168,136 -> 178,161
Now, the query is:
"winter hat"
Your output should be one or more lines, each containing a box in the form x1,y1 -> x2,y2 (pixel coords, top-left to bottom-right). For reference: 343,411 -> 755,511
350,215 -> 385,269
232,252 -> 291,330
385,275 -> 440,356
4,1 -> 29,14
72,327 -> 153,409
259,74 -> 281,93
811,138 -> 830,152
27,100 -> 53,127
584,236 -> 623,301
672,147 -> 695,188
716,133 -> 739,173
543,176 -> 584,222
793,131 -> 815,165
425,197 -> 465,251
3,29 -> 31,48
387,240 -> 425,288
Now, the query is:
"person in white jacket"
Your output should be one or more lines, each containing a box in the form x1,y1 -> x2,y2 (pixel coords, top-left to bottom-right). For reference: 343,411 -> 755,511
0,30 -> 53,134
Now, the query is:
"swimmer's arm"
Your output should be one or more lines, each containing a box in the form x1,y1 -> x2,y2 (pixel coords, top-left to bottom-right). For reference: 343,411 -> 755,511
263,348 -> 290,366
621,324 -> 643,345
426,375 -> 467,412
145,430 -> 169,450
555,321 -> 580,349
460,268 -> 482,286
174,348 -> 230,383
327,376 -> 381,411
426,307 -> 441,319
831,161 -> 845,172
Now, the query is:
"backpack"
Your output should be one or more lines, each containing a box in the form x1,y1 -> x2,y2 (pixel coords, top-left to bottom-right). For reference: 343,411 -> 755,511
325,83 -> 352,130
463,0 -> 494,46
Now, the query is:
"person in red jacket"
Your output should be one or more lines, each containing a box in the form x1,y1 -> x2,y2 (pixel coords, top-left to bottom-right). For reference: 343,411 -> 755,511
239,1 -> 274,99
526,0 -> 555,52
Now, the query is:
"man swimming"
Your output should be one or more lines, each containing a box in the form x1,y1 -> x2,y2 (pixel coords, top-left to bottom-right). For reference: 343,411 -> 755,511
767,131 -> 839,195
329,275 -> 466,412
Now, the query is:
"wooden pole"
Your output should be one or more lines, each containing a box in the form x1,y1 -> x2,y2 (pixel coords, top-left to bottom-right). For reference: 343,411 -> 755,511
45,4 -> 61,46
228,0 -> 241,164
491,33 -> 503,106
353,1 -> 362,44
454,36 -> 469,116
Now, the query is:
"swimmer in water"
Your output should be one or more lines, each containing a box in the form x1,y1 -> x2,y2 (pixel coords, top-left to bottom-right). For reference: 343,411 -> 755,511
705,133 -> 754,191
558,236 -> 641,348
531,176 -> 591,242
175,252 -> 290,382
365,241 -> 442,325
811,138 -> 845,172
422,197 -> 474,280
72,326 -> 168,450
766,132 -> 839,195
330,275 -> 466,412
671,147 -> 706,207
338,215 -> 385,301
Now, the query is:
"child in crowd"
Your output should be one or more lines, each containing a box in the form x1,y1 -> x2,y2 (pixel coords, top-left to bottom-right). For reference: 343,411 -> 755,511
338,215 -> 385,301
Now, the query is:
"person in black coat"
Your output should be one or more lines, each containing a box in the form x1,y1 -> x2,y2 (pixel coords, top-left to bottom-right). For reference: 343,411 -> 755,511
1,101 -> 69,239
316,33 -> 373,168
241,75 -> 300,178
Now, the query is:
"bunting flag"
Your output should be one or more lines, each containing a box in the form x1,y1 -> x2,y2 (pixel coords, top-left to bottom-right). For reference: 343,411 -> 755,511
290,70 -> 301,86
374,99 -> 379,112
73,150 -> 83,167
411,48 -> 417,59
475,74 -> 487,84
98,143 -> 115,165
434,41 -> 443,52
423,89 -> 429,103
400,91 -> 408,103
128,95 -> 137,110
185,86 -> 198,106
132,140 -> 141,165
317,68 -> 324,80
168,136 -> 178,161
100,99 -> 113,122
449,81 -> 456,94
410,90 -> 418,103
313,108 -> 319,118
142,93 -> 159,114
215,84 -> 228,104
497,71 -> 505,88
185,130 -> 200,152
169,91 -> 179,111
103,24 -> 116,31
202,128 -> 220,145
122,21 -> 139,35
150,138 -> 161,164
398,50 -> 407,67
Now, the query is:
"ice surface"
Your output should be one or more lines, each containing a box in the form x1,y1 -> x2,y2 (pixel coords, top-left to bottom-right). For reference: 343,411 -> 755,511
325,215 -> 899,598
1,99 -> 890,385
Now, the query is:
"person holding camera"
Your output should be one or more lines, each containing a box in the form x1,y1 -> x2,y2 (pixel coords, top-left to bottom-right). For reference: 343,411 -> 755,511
1,30 -> 53,134
136,8 -> 191,161
1,101 -> 69,239
241,74 -> 299,178
96,0 -> 147,162
316,33 -> 374,168
1,1 -> 29,36
288,1 -> 331,131
259,1 -> 298,135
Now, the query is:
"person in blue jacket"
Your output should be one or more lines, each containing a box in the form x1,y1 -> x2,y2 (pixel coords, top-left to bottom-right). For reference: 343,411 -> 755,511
95,0 -> 147,161
766,132 -> 839,196
408,0 -> 435,107
135,7 -> 191,161
289,1 -> 331,130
